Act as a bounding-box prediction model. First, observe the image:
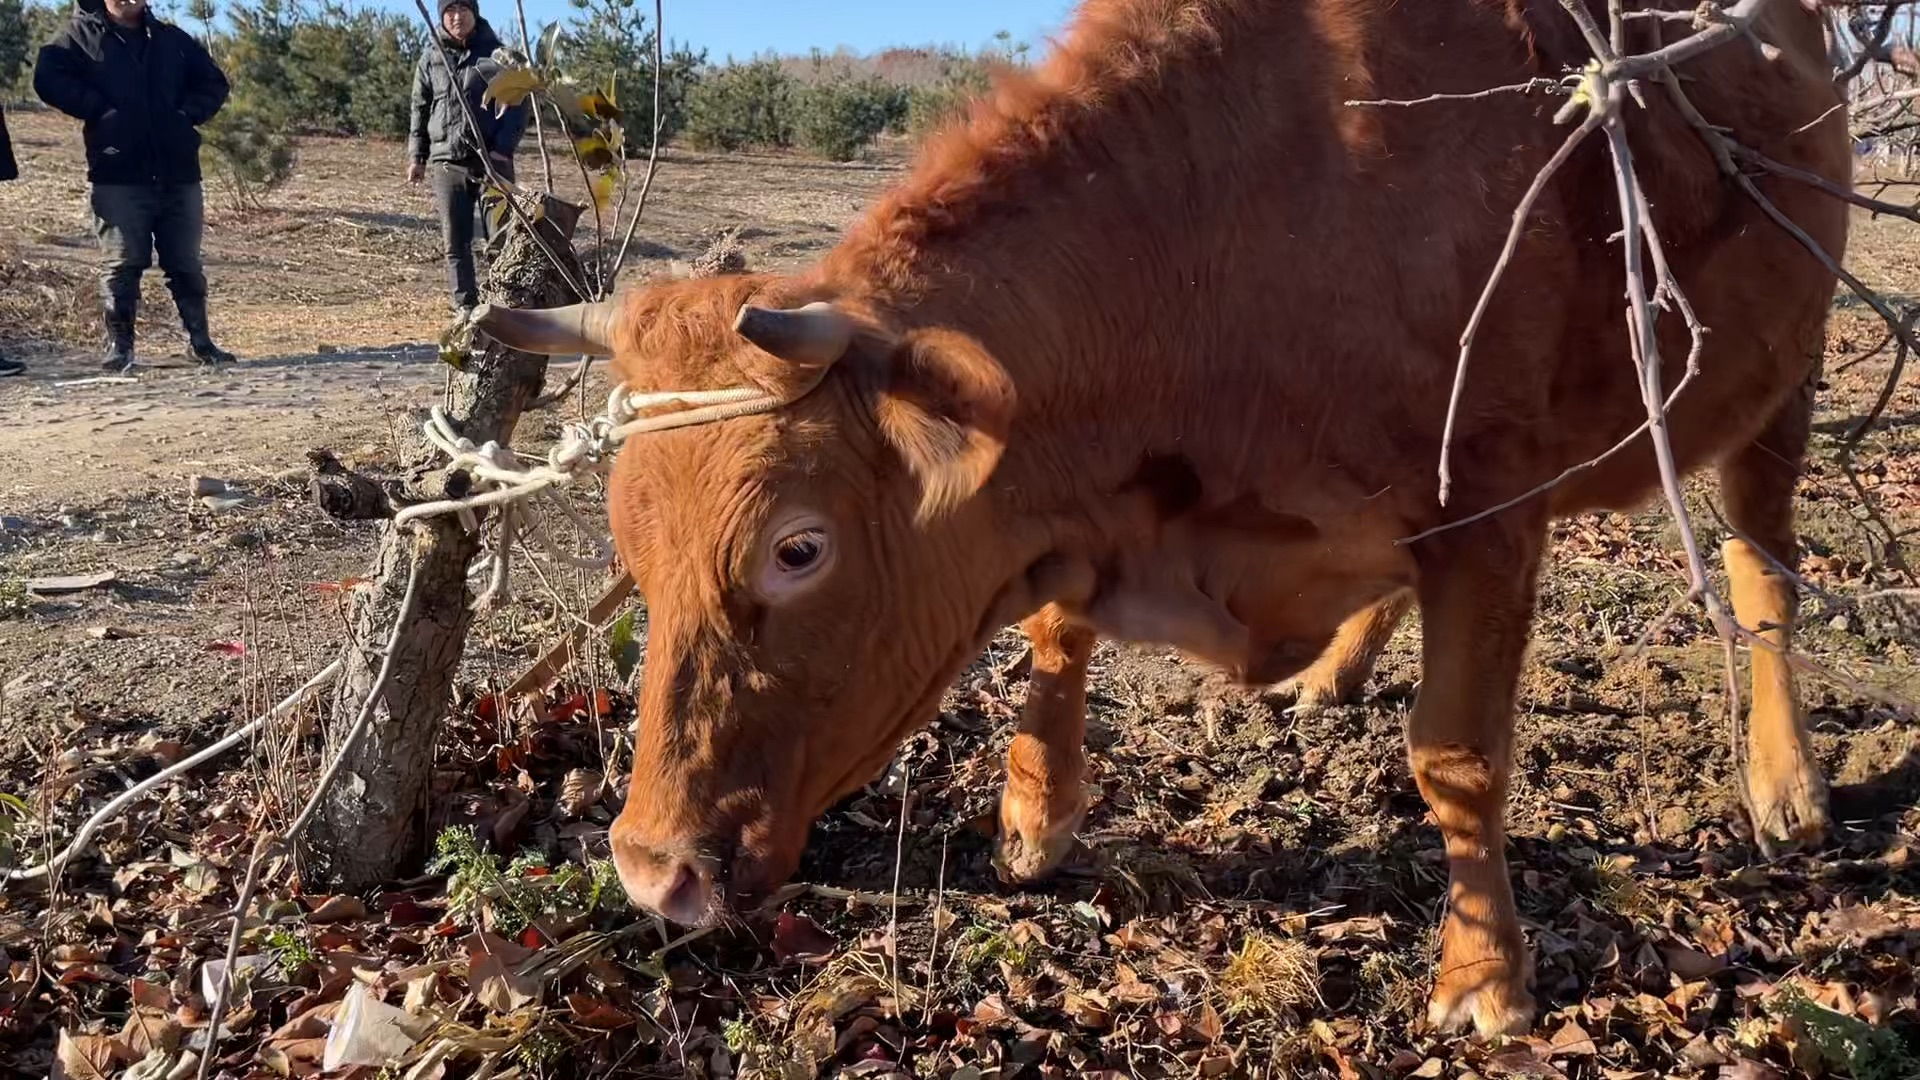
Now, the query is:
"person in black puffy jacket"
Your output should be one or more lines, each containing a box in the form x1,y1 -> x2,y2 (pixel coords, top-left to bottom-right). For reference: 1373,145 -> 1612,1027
0,106 -> 15,185
34,0 -> 234,371
407,0 -> 528,315
0,106 -> 18,377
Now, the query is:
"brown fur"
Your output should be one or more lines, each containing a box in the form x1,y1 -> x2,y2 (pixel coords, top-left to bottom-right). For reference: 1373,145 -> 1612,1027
595,0 -> 1848,1037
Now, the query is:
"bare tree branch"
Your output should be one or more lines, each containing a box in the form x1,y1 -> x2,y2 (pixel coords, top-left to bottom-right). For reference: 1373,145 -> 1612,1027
1345,78 -> 1565,108
1609,0 -> 1778,80
1731,141 -> 1920,221
512,0 -> 555,194
1437,115 -> 1602,506
611,0 -> 669,282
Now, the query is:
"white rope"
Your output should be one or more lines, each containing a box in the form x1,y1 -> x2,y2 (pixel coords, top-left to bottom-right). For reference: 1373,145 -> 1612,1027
395,381 -> 792,611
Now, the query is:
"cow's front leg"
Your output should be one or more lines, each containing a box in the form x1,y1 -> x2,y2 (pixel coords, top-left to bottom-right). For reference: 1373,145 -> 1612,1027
996,604 -> 1095,883
1409,525 -> 1541,1039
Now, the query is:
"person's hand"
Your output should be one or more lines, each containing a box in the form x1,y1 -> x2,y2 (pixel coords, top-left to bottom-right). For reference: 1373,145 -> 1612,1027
407,161 -> 425,184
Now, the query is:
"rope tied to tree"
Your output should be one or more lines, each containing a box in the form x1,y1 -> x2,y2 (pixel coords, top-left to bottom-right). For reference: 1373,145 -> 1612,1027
394,377 -> 796,609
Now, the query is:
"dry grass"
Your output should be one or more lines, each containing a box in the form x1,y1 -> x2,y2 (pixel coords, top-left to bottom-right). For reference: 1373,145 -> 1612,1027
1216,932 -> 1323,1020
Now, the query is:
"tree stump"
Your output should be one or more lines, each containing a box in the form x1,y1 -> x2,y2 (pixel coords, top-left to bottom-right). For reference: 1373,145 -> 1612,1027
304,195 -> 585,889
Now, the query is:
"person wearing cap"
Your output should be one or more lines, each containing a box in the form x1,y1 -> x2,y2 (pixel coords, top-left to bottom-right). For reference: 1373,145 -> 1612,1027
33,0 -> 235,372
407,0 -> 529,318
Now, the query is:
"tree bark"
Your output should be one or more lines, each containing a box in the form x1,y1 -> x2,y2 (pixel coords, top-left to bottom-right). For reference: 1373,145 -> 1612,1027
304,196 -> 585,889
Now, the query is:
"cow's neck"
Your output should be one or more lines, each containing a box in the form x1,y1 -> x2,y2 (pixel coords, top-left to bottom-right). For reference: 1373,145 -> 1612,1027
822,6 -> 1398,535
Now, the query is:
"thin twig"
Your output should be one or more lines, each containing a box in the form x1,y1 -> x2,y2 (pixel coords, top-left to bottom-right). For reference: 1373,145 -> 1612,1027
1399,368 -> 1700,545
1733,141 -> 1920,222
1609,0 -> 1779,80
532,356 -> 598,411
1345,78 -> 1564,108
1734,169 -> 1920,356
4,662 -> 343,886
610,0 -> 668,281
1852,85 -> 1920,112
547,96 -> 609,298
1842,309 -> 1914,447
1437,114 -> 1601,506
888,757 -> 911,1018
512,0 -> 555,194
1602,75 -> 1755,822
922,831 -> 949,1028
1732,621 -> 1918,715
198,561 -> 426,1080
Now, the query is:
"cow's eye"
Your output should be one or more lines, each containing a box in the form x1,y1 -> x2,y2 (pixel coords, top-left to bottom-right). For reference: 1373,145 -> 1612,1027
756,515 -> 834,602
774,529 -> 827,573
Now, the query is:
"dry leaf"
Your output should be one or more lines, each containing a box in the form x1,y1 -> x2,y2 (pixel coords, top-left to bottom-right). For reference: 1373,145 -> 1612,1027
463,933 -> 539,1014
1660,943 -> 1726,980
557,768 -> 604,819
268,1002 -> 339,1043
1324,1044 -> 1361,1080
1064,989 -> 1112,1030
1195,1000 -> 1225,1043
53,1031 -> 121,1080
771,912 -> 838,964
1111,963 -> 1159,1005
309,895 -> 370,923
1547,1018 -> 1598,1057
117,1007 -> 181,1059
566,992 -> 636,1030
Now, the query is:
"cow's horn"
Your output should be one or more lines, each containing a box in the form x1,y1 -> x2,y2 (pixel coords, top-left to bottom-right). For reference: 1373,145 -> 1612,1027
733,301 -> 854,366
473,300 -> 620,357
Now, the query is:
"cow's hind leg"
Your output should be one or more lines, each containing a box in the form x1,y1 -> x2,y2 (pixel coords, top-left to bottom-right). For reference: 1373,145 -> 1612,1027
1719,379 -> 1830,851
996,603 -> 1095,883
1410,523 -> 1542,1038
1273,589 -> 1412,715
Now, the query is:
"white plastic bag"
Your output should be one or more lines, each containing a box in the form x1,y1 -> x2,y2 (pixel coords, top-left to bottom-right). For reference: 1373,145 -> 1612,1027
322,983 -> 421,1071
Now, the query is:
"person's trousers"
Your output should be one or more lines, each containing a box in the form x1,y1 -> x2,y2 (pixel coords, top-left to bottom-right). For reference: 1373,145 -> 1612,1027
429,161 -> 505,310
91,182 -> 212,347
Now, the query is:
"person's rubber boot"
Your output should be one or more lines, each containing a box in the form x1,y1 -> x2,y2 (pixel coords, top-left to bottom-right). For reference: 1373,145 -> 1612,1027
0,356 -> 24,377
178,296 -> 235,366
101,288 -> 138,372
102,322 -> 136,373
190,337 -> 236,366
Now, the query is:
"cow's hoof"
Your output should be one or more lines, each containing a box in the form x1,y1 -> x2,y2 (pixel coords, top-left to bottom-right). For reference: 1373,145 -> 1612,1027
1744,757 -> 1830,856
1270,675 -> 1347,719
993,794 -> 1086,884
1426,971 -> 1535,1040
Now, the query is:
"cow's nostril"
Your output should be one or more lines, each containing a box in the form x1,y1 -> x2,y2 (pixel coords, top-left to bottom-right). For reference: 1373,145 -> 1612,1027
637,858 -> 715,927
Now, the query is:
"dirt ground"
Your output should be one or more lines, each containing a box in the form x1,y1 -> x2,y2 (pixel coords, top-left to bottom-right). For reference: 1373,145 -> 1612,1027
1,106 -> 1918,1079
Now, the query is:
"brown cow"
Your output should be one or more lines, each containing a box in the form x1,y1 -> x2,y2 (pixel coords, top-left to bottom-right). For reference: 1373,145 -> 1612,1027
477,0 -> 1847,1038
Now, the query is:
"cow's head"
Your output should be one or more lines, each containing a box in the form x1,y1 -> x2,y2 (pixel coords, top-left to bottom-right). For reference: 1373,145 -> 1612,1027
478,276 -> 1066,924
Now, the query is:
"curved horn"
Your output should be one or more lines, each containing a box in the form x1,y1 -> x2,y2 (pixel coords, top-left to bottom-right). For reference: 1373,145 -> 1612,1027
733,301 -> 855,366
473,300 -> 621,357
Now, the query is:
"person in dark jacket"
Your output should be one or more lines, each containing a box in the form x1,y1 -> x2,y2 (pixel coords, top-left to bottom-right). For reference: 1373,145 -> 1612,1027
408,0 -> 528,315
0,106 -> 19,377
0,106 -> 15,184
34,0 -> 234,371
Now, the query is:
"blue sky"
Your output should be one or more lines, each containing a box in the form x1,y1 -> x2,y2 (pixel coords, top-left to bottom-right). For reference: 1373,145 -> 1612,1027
362,0 -> 1081,62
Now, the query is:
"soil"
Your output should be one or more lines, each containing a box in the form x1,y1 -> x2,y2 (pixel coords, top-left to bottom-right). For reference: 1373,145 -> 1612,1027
1,106 -> 1918,1079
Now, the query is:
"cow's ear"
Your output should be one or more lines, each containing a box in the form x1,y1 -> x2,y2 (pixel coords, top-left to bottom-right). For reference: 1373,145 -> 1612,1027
871,327 -> 1017,522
